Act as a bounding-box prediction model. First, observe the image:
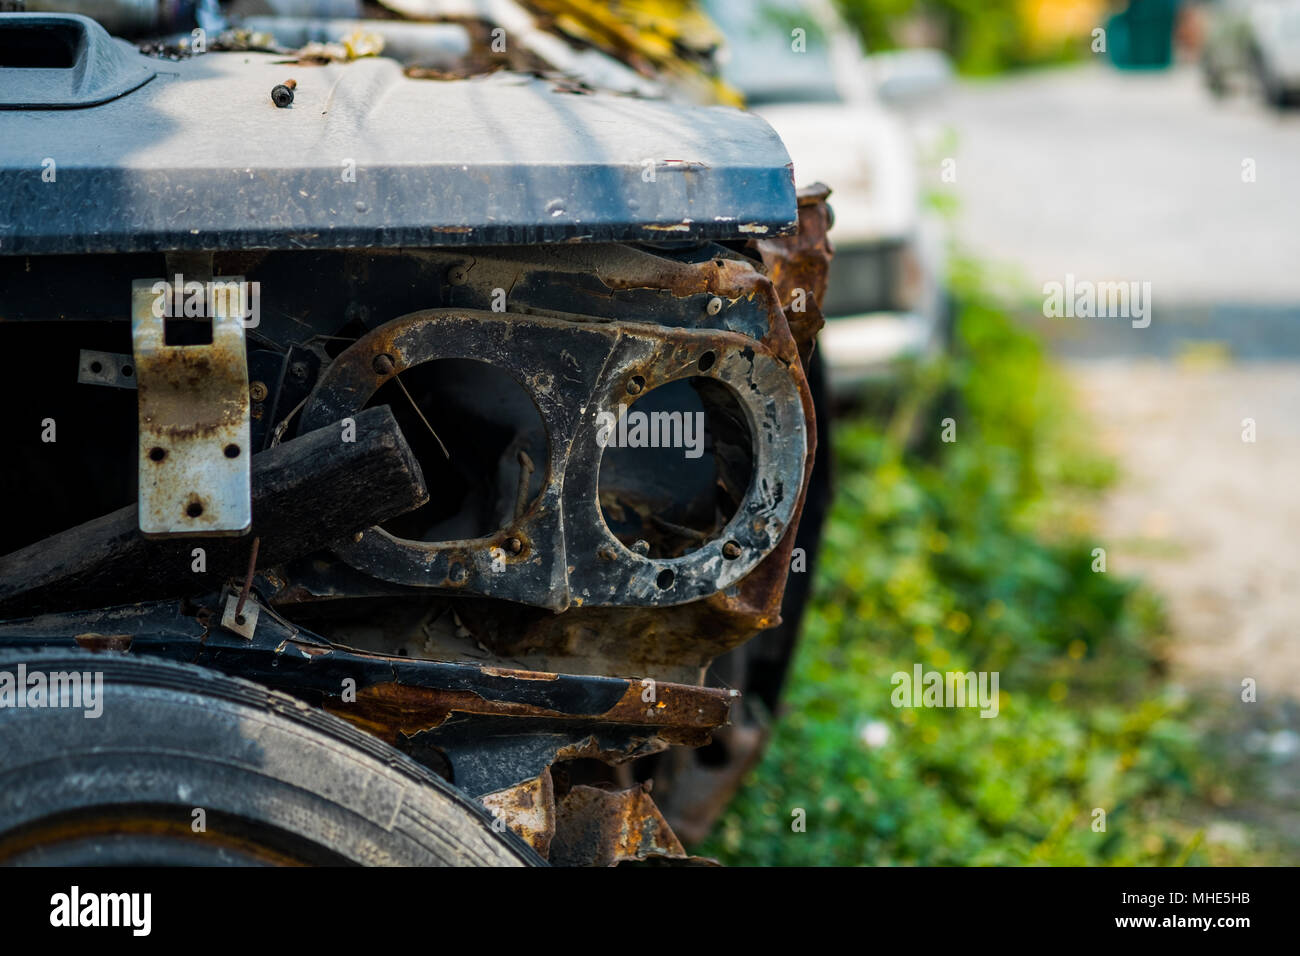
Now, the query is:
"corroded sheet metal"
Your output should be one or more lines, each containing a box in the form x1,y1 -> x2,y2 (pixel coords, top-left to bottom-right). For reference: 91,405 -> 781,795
299,307 -> 806,610
481,769 -> 556,858
550,783 -> 687,866
131,279 -> 252,537
0,598 -> 736,799
322,652 -> 736,742
756,182 -> 835,367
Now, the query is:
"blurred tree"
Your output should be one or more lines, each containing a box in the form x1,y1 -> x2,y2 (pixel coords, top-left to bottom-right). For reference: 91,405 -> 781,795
835,0 -> 1102,73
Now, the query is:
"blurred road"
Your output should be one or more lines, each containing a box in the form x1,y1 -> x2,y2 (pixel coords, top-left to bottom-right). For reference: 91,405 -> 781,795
931,61 -> 1300,313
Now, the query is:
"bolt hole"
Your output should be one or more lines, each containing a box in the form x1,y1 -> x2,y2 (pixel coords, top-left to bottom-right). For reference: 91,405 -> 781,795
698,351 -> 716,372
235,614 -> 246,626
186,500 -> 204,518
628,375 -> 646,394
89,361 -> 103,374
121,365 -> 133,377
224,443 -> 240,458
656,568 -> 675,590
148,446 -> 167,462
164,316 -> 213,346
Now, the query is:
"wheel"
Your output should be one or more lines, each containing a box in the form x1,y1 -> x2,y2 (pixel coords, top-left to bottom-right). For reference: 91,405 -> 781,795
1252,46 -> 1294,108
0,650 -> 542,866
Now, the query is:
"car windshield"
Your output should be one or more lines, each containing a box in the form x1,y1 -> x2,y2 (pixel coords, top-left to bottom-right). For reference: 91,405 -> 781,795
706,0 -> 843,104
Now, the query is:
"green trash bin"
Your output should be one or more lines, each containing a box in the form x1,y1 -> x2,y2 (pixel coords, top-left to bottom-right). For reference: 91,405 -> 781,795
1108,0 -> 1181,70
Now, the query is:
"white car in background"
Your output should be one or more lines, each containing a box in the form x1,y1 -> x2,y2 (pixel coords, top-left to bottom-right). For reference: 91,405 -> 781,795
1202,0 -> 1300,107
707,0 -> 952,394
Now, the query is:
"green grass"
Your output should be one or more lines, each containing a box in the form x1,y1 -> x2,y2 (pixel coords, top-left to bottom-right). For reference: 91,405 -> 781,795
699,258 -> 1251,866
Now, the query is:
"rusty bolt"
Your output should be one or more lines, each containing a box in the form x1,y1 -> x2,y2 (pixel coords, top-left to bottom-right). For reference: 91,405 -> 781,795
372,353 -> 396,375
448,563 -> 468,585
722,540 -> 742,560
631,539 -> 650,556
249,381 -> 268,403
627,375 -> 645,395
446,263 -> 469,286
271,79 -> 296,108
706,296 -> 724,316
505,536 -> 523,555
290,361 -> 309,383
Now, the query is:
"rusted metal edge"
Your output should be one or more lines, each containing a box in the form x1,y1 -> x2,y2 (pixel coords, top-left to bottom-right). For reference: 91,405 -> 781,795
550,782 -> 688,867
0,596 -> 735,740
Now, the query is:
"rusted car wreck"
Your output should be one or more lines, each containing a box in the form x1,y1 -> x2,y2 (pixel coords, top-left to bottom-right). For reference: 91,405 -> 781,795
0,4 -> 831,865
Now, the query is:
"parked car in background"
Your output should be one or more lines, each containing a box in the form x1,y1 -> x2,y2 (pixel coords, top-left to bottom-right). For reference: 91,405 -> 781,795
706,0 -> 952,394
1201,0 -> 1300,106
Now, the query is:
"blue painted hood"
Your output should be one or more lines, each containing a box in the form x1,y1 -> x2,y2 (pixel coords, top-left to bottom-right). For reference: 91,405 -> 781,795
0,13 -> 797,254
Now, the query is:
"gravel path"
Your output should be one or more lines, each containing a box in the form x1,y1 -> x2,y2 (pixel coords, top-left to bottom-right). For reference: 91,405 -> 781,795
1068,359 -> 1300,694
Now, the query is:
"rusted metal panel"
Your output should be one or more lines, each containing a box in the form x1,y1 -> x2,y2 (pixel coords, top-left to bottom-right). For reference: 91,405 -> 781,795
756,182 -> 836,368
142,238 -> 827,687
298,306 -> 806,611
0,596 -> 736,798
550,783 -> 688,866
130,278 -> 252,538
324,660 -> 734,738
480,769 -> 556,858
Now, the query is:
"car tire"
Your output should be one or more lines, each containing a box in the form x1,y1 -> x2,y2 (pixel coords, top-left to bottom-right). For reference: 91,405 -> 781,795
0,650 -> 543,866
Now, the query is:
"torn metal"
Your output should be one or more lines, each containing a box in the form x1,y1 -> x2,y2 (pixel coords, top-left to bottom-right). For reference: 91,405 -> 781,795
550,783 -> 688,867
0,597 -> 734,799
299,306 -> 805,610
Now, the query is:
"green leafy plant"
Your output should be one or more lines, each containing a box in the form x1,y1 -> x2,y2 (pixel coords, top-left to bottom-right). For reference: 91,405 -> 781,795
835,0 -> 1083,74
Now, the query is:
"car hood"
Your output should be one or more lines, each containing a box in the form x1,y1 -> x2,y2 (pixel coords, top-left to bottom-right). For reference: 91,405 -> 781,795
0,14 -> 796,254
